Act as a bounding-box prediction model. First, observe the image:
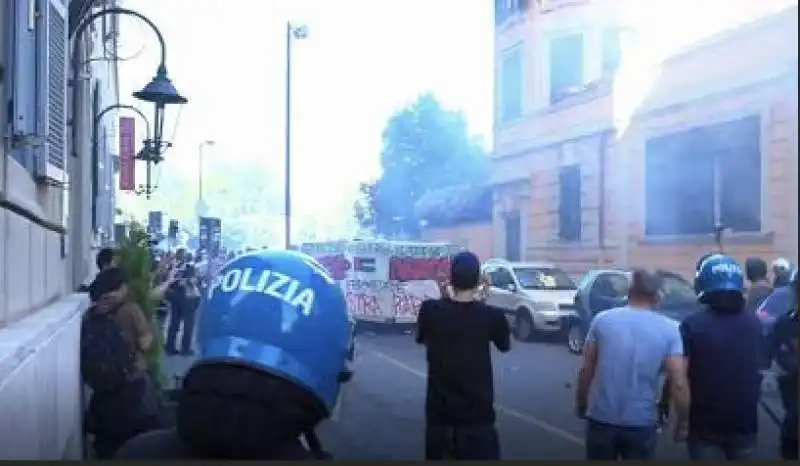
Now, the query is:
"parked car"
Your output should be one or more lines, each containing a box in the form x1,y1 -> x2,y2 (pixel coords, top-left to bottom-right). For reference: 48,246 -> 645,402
565,269 -> 701,353
482,259 -> 578,341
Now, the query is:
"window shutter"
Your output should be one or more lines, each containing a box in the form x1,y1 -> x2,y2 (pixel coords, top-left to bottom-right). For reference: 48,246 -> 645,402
35,0 -> 69,179
11,0 -> 38,172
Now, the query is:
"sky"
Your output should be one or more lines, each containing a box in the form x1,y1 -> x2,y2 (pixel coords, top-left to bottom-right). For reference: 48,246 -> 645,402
116,0 -> 495,229
114,0 -> 796,239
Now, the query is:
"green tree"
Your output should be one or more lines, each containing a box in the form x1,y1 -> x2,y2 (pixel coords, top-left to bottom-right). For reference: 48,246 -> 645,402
363,93 -> 489,238
116,222 -> 165,390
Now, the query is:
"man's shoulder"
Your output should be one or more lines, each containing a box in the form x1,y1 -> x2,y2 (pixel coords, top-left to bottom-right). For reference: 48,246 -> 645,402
591,306 -> 628,326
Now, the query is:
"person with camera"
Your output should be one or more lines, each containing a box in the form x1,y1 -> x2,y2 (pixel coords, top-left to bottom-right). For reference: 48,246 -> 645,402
416,251 -> 510,460
165,263 -> 202,356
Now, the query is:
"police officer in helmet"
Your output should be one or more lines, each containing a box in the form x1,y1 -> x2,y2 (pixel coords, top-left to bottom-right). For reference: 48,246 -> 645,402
116,250 -> 354,459
681,254 -> 763,460
768,268 -> 798,460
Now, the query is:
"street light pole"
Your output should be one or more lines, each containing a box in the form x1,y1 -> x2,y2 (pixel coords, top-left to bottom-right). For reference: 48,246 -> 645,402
285,22 -> 307,250
197,140 -> 215,217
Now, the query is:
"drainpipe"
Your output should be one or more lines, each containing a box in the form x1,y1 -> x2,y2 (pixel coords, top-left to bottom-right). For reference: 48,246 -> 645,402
597,130 -> 613,266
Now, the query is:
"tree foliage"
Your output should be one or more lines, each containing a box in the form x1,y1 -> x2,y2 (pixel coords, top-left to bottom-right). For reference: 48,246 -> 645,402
357,93 -> 489,238
117,222 -> 164,390
123,158 -> 283,248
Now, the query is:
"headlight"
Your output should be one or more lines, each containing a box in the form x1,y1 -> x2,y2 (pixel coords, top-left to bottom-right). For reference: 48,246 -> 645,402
531,301 -> 558,312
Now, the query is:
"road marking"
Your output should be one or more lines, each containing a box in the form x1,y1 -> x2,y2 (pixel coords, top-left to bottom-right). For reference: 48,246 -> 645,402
365,347 -> 584,446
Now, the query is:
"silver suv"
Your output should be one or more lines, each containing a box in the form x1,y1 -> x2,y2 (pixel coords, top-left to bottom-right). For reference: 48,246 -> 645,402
482,259 -> 578,341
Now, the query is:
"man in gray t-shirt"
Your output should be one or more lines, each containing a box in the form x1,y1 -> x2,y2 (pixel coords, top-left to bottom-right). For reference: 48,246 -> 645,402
575,269 -> 690,460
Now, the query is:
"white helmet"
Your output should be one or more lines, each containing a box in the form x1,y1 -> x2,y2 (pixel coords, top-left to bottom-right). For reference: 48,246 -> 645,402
772,258 -> 792,272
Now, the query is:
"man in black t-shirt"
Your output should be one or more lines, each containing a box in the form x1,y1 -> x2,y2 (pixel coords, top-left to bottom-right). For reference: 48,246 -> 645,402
415,251 -> 511,460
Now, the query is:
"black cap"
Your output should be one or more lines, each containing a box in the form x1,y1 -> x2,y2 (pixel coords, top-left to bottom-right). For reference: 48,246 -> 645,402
450,251 -> 481,291
89,267 -> 129,301
744,257 -> 768,282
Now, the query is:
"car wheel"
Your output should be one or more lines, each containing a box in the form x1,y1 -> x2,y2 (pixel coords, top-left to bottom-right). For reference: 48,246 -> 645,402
513,309 -> 534,342
567,323 -> 585,354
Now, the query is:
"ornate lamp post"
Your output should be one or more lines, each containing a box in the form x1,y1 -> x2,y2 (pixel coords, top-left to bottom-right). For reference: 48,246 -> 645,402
71,7 -> 187,199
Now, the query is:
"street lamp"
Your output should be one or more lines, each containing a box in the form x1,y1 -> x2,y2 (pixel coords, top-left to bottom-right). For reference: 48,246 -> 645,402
132,182 -> 159,197
71,7 -> 187,197
92,104 -> 151,232
284,22 -> 308,249
197,140 -> 215,218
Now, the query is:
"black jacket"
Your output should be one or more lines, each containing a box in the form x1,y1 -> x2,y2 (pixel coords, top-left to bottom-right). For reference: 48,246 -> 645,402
115,428 -> 313,460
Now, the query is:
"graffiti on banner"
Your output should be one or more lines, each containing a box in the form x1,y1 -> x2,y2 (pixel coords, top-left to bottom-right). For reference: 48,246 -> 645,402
345,279 -> 388,317
393,280 -> 440,317
303,241 -> 462,319
301,241 -> 463,259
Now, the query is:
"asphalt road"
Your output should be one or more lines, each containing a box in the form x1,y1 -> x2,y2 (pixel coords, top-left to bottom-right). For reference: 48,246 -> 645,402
163,331 -> 786,460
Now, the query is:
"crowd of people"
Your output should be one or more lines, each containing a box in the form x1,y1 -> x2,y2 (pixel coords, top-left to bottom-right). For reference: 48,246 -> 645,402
573,254 -> 797,461
76,243 -> 797,460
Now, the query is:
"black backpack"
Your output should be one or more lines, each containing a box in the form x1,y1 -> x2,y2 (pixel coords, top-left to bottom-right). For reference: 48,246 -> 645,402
80,304 -> 138,392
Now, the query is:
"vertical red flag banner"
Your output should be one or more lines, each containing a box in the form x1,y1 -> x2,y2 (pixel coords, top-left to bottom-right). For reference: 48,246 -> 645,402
118,117 -> 136,191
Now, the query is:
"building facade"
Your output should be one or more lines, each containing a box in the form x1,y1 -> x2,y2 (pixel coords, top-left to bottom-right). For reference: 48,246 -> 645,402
0,0 -> 120,458
491,0 -> 798,278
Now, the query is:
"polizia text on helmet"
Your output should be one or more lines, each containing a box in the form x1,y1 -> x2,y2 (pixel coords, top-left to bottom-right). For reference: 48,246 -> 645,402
209,268 -> 316,316
710,263 -> 742,276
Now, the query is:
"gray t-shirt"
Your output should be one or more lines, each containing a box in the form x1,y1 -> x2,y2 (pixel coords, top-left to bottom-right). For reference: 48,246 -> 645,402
585,306 -> 684,427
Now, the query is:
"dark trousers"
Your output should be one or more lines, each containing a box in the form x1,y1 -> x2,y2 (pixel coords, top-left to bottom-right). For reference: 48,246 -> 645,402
686,432 -> 757,460
87,376 -> 163,458
585,418 -> 657,460
779,374 -> 798,460
166,303 -> 196,352
425,423 -> 500,460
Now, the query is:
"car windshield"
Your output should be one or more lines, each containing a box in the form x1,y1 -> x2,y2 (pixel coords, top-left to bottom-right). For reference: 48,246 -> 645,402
654,273 -> 699,318
514,267 -> 576,291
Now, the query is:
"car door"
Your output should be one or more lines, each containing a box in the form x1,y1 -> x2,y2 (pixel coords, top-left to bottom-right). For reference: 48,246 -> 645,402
486,267 -> 518,322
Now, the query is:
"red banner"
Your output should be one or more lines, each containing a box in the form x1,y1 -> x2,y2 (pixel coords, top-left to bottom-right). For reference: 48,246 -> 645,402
118,117 -> 136,191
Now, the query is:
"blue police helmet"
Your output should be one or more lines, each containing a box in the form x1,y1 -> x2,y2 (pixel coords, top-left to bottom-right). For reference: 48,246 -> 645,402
197,250 -> 351,414
695,254 -> 745,298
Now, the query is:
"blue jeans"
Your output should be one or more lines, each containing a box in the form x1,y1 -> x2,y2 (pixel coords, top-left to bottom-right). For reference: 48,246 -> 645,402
585,419 -> 658,460
687,432 -> 757,460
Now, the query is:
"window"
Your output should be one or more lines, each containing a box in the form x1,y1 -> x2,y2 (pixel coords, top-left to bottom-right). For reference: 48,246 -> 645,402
514,267 -> 577,290
601,28 -> 622,74
594,273 -> 629,299
504,210 -> 521,261
495,0 -> 529,26
9,0 -> 68,176
549,33 -> 584,104
645,116 -> 761,236
558,164 -> 582,241
9,0 -> 38,172
500,46 -> 523,123
488,268 -> 516,288
657,273 -> 697,309
588,272 -> 629,312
